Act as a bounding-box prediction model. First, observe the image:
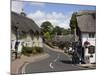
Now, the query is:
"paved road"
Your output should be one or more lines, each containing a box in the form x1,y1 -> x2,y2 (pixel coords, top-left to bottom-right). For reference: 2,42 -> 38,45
21,44 -> 88,74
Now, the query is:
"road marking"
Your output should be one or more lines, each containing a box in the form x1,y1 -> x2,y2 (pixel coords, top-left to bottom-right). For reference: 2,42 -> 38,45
49,62 -> 54,69
49,54 -> 60,71
57,55 -> 60,59
21,63 -> 29,74
54,59 -> 57,62
54,55 -> 60,62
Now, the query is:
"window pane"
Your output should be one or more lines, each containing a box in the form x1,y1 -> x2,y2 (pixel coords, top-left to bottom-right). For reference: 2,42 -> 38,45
89,33 -> 95,38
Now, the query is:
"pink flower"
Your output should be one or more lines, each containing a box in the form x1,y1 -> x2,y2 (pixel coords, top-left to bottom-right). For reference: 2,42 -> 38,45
84,41 -> 90,47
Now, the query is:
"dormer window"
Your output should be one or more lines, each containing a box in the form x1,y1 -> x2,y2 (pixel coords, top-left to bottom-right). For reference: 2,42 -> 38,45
89,33 -> 95,38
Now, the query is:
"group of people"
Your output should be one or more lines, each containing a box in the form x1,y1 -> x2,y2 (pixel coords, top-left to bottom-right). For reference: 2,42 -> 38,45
64,42 -> 82,64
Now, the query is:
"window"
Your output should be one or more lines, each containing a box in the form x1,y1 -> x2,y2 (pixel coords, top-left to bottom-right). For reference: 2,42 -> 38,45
89,33 -> 95,38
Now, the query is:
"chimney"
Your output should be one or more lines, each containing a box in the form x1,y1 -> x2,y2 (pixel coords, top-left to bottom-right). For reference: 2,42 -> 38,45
20,8 -> 26,16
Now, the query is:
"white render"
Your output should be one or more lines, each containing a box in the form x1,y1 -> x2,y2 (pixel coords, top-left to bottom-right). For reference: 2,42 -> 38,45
11,33 -> 16,41
81,33 -> 96,63
11,33 -> 16,51
11,33 -> 43,53
81,33 -> 96,46
84,48 -> 96,63
33,37 -> 43,47
17,40 -> 23,53
11,40 -> 16,51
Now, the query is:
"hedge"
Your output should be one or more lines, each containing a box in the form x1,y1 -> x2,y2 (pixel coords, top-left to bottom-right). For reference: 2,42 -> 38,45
21,46 -> 44,56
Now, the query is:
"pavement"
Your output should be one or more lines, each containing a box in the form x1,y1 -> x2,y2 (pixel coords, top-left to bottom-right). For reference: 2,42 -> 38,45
77,64 -> 96,69
11,53 -> 49,75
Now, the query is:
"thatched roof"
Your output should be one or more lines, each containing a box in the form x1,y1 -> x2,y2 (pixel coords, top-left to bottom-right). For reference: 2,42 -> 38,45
76,10 -> 96,33
77,10 -> 96,16
11,11 -> 40,35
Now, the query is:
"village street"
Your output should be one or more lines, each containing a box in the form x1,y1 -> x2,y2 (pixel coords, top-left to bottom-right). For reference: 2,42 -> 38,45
19,44 -> 89,74
11,1 -> 96,75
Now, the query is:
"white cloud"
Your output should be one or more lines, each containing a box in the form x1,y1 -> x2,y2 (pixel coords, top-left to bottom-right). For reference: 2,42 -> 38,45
29,2 -> 45,6
11,1 -> 72,29
11,1 -> 24,13
27,10 -> 72,29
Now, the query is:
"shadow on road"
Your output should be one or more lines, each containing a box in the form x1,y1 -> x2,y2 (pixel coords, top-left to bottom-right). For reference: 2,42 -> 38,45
59,60 -> 73,64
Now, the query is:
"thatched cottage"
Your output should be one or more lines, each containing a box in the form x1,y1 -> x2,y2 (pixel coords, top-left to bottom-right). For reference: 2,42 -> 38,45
11,11 -> 43,53
74,10 -> 96,64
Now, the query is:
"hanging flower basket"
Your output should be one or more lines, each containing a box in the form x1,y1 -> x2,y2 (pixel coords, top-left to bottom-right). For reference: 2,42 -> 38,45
84,41 -> 90,48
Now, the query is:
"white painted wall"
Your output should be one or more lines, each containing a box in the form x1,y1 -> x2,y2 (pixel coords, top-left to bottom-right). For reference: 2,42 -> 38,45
17,40 -> 23,53
84,47 -> 96,63
90,54 -> 96,63
33,36 -> 43,47
11,33 -> 16,51
11,33 -> 43,53
38,36 -> 43,47
11,33 -> 16,40
25,34 -> 32,42
82,33 -> 96,46
23,36 -> 43,47
11,40 -> 16,51
82,33 -> 96,63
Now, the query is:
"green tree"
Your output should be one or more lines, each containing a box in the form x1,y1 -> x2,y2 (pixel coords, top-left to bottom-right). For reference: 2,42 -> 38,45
62,28 -> 71,35
53,26 -> 71,35
69,12 -> 77,34
44,32 -> 51,40
53,26 -> 62,35
41,21 -> 54,35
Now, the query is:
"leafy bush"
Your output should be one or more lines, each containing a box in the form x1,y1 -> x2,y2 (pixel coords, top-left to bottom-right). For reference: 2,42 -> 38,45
21,46 -> 33,56
33,47 -> 43,53
51,40 -> 71,50
21,46 -> 44,56
44,32 -> 51,40
22,47 -> 32,53
51,41 -> 57,46
57,41 -> 65,49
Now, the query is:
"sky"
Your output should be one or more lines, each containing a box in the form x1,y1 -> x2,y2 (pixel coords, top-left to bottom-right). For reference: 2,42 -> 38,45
11,0 -> 96,29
